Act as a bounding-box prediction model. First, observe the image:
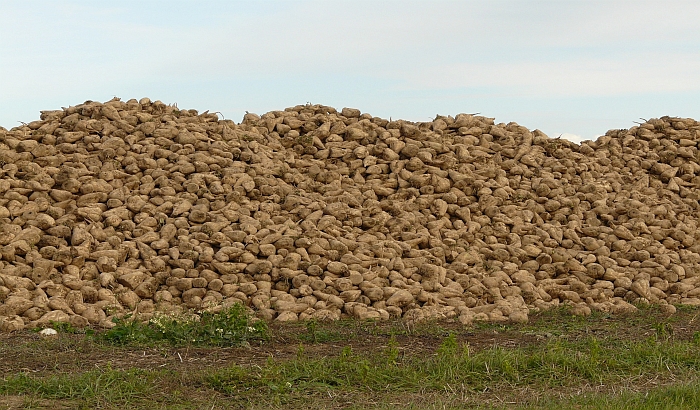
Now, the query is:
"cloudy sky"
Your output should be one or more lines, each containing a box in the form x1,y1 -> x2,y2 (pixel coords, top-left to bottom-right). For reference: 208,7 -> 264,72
1,0 -> 699,142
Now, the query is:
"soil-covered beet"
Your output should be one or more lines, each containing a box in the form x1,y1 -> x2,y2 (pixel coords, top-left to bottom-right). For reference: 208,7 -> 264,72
0,97 -> 698,330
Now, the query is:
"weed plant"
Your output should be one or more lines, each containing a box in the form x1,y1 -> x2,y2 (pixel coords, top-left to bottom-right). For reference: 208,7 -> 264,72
96,304 -> 268,347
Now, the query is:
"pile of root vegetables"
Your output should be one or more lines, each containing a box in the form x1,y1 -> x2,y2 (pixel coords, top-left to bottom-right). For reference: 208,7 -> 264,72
1,97 -> 699,331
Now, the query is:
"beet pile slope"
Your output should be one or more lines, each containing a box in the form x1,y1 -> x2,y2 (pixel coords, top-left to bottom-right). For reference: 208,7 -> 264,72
0,97 -> 699,331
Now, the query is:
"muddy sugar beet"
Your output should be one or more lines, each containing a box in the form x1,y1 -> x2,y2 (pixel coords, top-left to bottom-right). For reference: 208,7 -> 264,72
0,97 -> 699,331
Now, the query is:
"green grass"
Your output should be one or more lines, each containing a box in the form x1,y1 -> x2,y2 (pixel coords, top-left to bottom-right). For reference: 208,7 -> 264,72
204,334 -> 700,402
4,333 -> 700,408
521,382 -> 700,409
0,368 -> 160,408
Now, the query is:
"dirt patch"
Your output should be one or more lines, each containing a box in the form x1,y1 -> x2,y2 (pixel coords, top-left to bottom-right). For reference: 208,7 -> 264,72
0,395 -> 77,410
1,306 -> 698,376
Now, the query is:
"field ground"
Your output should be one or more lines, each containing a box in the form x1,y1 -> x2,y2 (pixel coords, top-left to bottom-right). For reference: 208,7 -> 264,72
2,305 -> 700,409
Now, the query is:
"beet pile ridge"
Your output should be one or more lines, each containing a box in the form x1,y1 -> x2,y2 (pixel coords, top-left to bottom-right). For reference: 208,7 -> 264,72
0,97 -> 699,331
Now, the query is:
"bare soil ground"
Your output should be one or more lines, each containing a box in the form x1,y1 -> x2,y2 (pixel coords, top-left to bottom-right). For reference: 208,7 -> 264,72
2,306 -> 700,409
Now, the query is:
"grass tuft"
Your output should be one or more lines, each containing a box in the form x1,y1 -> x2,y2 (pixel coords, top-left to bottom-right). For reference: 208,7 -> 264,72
297,319 -> 345,343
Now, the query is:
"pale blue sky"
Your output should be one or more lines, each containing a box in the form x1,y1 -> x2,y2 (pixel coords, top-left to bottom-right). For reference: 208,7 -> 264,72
1,0 -> 699,142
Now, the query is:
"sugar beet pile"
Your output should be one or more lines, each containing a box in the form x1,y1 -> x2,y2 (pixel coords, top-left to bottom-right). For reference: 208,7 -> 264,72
1,97 -> 699,331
